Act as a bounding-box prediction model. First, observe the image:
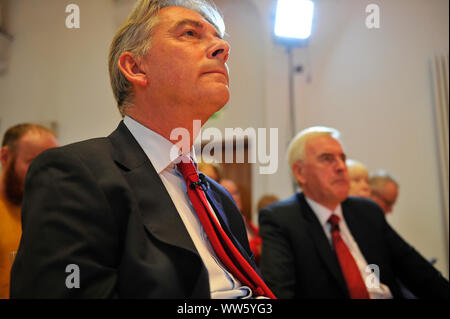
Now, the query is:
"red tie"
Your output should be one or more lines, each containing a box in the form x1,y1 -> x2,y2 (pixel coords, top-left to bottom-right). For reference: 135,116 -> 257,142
177,158 -> 276,299
328,214 -> 370,299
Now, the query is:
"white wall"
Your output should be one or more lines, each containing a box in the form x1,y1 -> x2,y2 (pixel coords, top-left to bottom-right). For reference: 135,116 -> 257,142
217,0 -> 449,277
0,0 -> 448,277
0,0 -> 121,144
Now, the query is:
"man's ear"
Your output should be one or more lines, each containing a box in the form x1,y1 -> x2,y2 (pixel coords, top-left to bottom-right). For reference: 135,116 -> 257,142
117,52 -> 148,87
292,161 -> 307,185
0,146 -> 10,168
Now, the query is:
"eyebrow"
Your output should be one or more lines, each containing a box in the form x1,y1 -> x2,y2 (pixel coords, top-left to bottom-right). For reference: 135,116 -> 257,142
318,152 -> 346,159
171,18 -> 222,39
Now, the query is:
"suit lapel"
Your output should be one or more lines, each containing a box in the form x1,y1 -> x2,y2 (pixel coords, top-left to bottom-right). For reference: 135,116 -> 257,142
341,200 -> 375,265
296,193 -> 348,295
108,122 -> 256,276
203,183 -> 256,268
108,121 -> 198,255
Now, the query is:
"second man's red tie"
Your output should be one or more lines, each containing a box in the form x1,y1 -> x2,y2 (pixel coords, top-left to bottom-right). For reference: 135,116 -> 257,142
177,158 -> 276,299
328,214 -> 370,299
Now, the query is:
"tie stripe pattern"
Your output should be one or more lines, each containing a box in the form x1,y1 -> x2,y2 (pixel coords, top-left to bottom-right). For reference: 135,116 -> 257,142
177,158 -> 276,299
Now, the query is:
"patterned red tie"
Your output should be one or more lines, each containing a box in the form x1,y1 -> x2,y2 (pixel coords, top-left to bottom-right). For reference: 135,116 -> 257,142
328,214 -> 370,299
177,158 -> 276,299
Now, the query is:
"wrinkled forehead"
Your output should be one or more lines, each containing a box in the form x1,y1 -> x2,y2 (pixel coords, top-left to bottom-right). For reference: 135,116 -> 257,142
306,136 -> 344,155
14,131 -> 56,154
159,4 -> 225,37
349,168 -> 369,179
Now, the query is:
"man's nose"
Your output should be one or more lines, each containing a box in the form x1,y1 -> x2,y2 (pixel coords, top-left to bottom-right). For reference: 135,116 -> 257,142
336,158 -> 346,171
208,38 -> 230,63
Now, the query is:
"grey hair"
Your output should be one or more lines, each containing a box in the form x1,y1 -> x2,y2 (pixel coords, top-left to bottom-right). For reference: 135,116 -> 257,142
287,126 -> 342,170
369,169 -> 399,192
108,0 -> 225,116
346,159 -> 369,178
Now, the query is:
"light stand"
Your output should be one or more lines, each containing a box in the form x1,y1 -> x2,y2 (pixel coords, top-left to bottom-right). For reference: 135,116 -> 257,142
273,0 -> 314,191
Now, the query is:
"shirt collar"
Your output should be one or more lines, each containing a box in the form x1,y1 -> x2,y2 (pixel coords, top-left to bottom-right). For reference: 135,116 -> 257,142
304,195 -> 343,227
123,115 -> 197,174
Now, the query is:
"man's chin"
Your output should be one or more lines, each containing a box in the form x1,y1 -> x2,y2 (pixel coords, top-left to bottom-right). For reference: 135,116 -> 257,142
334,190 -> 350,203
211,86 -> 230,105
203,90 -> 230,114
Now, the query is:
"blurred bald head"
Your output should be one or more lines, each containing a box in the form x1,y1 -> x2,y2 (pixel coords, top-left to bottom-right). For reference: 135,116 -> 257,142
369,170 -> 399,214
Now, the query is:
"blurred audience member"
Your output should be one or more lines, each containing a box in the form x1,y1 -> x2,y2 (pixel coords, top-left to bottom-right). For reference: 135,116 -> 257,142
0,123 -> 58,298
346,159 -> 371,198
221,178 -> 262,265
198,161 -> 222,182
369,170 -> 399,214
220,179 -> 242,211
257,194 -> 280,212
259,126 -> 448,298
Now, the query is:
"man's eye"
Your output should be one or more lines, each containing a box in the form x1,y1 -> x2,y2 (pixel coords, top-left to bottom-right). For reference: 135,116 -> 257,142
184,30 -> 196,37
320,155 -> 336,165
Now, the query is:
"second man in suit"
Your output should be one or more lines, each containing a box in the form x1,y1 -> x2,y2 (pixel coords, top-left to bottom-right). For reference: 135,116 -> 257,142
259,126 -> 448,299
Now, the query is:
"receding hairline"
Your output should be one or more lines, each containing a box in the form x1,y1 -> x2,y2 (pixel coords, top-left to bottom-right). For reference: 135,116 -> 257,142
346,159 -> 368,176
156,4 -> 226,39
2,124 -> 55,149
287,127 -> 343,169
168,17 -> 223,39
369,171 -> 399,190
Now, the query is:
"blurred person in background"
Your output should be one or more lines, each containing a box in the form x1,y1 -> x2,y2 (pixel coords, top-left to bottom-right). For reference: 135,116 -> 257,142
346,159 -> 371,198
0,123 -> 57,298
220,179 -> 242,211
369,170 -> 399,215
257,194 -> 280,212
259,126 -> 448,299
221,178 -> 262,265
198,161 -> 222,182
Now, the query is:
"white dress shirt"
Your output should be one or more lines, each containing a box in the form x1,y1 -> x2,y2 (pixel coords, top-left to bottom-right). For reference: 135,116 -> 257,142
305,196 -> 393,299
123,116 -> 252,299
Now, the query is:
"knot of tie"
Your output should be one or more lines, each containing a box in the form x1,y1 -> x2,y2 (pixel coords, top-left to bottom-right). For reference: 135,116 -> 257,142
176,157 -> 199,183
328,214 -> 340,232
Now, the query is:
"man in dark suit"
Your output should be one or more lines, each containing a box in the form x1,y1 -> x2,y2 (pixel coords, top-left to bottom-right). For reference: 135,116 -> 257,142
11,0 -> 267,299
259,126 -> 449,299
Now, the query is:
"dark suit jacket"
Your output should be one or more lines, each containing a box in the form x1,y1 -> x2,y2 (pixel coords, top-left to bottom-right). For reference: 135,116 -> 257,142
10,121 -> 256,298
259,193 -> 449,299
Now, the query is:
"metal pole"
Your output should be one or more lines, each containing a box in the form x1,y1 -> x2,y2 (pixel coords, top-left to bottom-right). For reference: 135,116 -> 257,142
287,46 -> 296,138
287,46 -> 299,193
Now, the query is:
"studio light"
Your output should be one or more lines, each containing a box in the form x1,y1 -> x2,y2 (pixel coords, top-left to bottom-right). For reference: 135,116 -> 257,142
274,0 -> 314,46
273,0 -> 315,192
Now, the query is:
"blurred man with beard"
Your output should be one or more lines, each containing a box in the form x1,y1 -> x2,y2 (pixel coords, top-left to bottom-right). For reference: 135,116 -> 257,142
0,123 -> 58,298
